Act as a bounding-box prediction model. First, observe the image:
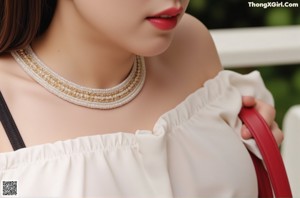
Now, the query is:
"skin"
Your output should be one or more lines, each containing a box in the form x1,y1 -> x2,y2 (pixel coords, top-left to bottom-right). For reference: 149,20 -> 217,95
0,0 -> 282,152
242,96 -> 283,144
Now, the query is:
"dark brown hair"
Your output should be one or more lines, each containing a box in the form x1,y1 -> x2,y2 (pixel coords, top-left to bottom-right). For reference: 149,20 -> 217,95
0,0 -> 57,53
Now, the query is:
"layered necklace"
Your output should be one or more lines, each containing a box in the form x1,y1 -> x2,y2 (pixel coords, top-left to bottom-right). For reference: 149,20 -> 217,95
11,46 -> 146,109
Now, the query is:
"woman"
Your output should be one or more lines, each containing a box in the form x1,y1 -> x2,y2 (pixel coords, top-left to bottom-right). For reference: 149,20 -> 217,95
0,0 -> 282,197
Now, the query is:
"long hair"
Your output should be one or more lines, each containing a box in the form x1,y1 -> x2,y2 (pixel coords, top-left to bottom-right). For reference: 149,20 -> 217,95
0,0 -> 57,53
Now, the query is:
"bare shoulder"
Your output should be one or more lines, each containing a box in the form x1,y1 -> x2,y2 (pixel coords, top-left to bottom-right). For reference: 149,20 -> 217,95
0,53 -> 17,152
0,53 -> 14,88
159,13 -> 223,89
0,53 -> 31,93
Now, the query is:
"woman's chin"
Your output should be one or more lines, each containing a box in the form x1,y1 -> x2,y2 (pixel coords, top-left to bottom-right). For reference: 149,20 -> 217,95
134,41 -> 172,57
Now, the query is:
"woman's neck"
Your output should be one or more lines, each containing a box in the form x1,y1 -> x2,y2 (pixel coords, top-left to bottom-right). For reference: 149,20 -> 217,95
31,2 -> 136,89
32,39 -> 136,89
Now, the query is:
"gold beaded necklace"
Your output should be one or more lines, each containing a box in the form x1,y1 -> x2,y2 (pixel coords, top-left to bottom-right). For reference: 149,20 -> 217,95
11,46 -> 146,109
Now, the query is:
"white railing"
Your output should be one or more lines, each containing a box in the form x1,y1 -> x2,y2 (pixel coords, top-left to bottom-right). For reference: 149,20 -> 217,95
210,25 -> 300,67
210,25 -> 300,196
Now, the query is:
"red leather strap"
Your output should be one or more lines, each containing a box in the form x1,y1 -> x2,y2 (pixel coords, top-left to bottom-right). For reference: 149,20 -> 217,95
239,107 -> 292,198
249,151 -> 273,197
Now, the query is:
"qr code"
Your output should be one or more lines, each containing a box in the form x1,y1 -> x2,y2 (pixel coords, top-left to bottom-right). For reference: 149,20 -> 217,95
2,181 -> 18,197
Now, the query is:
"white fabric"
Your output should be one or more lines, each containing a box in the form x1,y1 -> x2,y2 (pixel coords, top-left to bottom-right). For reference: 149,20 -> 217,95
0,70 -> 273,198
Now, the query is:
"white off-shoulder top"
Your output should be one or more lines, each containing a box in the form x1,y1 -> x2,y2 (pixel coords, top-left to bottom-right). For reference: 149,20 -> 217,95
0,70 -> 273,198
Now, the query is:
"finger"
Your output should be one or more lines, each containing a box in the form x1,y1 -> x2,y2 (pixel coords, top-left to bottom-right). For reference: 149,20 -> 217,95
242,96 -> 256,107
241,124 -> 252,139
255,99 -> 276,126
271,122 -> 284,146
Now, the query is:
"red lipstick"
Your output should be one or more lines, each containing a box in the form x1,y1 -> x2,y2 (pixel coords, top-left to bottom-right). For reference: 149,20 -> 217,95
147,7 -> 183,31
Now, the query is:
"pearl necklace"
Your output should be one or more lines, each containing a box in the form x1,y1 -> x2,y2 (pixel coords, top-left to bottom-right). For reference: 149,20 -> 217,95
11,46 -> 146,109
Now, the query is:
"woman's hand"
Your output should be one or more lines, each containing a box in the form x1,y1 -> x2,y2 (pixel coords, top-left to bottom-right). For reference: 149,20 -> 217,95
241,96 -> 284,146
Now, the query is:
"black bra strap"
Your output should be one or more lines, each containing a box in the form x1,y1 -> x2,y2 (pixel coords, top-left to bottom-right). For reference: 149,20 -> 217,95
0,91 -> 26,150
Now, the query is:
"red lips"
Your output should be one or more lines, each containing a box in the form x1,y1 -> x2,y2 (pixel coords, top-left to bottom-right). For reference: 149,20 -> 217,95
146,7 -> 183,31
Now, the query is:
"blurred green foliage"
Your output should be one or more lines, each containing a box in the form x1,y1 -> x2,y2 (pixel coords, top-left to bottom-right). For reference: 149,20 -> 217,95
186,0 -> 300,127
187,0 -> 300,28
